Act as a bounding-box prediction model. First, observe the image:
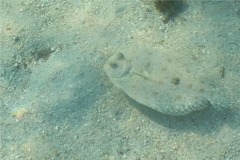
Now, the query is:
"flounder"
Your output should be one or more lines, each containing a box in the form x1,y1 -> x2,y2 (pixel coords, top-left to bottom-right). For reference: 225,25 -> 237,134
104,48 -> 239,116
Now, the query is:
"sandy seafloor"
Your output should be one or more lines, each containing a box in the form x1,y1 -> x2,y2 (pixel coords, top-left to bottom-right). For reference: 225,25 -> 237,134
0,0 -> 240,159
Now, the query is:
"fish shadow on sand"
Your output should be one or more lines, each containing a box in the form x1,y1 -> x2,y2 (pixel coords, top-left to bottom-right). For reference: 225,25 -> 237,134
128,96 -> 240,135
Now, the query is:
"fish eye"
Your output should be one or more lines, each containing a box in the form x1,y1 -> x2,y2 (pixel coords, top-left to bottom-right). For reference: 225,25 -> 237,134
117,53 -> 125,60
110,62 -> 118,69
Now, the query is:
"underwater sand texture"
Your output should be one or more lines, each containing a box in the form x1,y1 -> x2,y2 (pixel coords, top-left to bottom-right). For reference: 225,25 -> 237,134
104,48 -> 239,116
1,0 -> 240,159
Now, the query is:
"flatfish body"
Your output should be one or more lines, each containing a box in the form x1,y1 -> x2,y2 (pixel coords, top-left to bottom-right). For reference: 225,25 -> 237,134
104,48 -> 217,116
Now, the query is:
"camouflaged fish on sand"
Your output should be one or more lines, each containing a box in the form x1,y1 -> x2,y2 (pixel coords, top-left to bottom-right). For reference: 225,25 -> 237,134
104,48 -> 239,116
